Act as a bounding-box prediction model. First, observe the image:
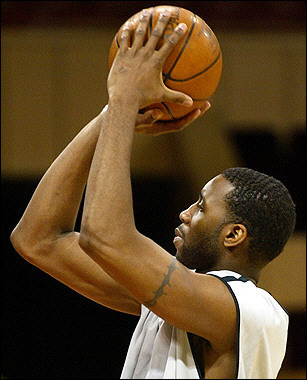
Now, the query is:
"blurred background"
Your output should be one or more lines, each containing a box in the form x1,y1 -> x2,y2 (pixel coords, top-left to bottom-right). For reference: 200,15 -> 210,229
1,1 -> 305,378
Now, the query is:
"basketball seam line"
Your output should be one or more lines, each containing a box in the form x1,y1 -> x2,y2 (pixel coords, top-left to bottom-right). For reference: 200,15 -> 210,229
114,9 -> 219,116
163,51 -> 222,82
161,102 -> 175,119
115,10 -> 221,84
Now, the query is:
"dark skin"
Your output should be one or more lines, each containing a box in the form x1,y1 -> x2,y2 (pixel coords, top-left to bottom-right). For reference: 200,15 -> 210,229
175,174 -> 261,284
11,10 -> 264,378
175,174 -> 260,378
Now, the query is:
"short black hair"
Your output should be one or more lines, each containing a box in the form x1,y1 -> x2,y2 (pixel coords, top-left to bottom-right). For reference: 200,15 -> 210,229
221,167 -> 296,263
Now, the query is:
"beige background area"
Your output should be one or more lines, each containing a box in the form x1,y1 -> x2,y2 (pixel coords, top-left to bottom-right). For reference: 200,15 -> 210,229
2,26 -> 305,313
259,232 -> 306,310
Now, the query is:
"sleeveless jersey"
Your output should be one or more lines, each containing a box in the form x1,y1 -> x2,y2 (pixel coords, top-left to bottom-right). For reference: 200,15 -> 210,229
120,270 -> 288,379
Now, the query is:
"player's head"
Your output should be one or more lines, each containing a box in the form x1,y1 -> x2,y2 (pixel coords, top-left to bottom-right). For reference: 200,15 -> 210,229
174,167 -> 296,272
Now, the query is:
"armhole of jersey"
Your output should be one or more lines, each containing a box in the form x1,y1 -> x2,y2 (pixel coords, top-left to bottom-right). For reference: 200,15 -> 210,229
206,274 -> 241,379
187,332 -> 203,379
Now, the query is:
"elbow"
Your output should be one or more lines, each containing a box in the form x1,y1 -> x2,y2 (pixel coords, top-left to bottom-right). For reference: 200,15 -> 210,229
10,225 -> 47,260
10,226 -> 31,258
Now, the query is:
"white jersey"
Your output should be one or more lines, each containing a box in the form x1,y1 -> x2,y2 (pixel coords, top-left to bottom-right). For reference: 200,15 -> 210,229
120,270 -> 288,379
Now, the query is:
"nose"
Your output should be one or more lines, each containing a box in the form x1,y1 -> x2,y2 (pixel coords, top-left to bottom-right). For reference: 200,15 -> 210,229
179,203 -> 195,224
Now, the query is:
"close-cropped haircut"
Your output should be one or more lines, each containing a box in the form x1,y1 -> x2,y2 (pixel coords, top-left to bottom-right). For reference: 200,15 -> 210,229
221,167 -> 296,264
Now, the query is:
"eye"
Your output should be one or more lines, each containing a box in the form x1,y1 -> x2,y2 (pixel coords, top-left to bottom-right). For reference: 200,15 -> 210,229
197,200 -> 204,212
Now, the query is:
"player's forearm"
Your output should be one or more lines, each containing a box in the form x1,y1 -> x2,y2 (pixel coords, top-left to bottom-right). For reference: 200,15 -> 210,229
11,110 -> 106,254
79,14 -> 192,253
80,97 -> 139,249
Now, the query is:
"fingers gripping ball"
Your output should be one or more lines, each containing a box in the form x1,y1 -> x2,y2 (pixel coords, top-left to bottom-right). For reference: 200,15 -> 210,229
108,5 -> 222,120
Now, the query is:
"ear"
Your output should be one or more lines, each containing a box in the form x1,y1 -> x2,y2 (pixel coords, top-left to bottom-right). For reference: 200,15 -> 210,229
223,224 -> 247,247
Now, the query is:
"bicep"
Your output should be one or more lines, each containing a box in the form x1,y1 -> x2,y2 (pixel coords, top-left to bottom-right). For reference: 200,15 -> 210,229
22,232 -> 141,316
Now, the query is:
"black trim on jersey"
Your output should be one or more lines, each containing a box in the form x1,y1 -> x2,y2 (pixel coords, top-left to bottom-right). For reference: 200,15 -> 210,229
221,275 -> 250,283
187,332 -> 203,379
222,275 -> 289,315
186,273 -> 245,379
206,274 -> 241,379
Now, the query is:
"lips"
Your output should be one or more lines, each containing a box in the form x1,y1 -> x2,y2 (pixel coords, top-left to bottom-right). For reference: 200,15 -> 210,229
175,227 -> 184,239
173,227 -> 184,249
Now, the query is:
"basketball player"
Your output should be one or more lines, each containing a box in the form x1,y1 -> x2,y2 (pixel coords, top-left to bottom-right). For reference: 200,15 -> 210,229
10,10 -> 296,379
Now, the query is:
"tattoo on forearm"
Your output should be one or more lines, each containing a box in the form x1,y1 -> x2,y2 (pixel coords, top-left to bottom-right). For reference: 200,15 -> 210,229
144,257 -> 178,308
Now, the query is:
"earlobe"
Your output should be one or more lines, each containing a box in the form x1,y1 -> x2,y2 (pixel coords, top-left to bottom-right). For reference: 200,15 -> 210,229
224,224 -> 247,247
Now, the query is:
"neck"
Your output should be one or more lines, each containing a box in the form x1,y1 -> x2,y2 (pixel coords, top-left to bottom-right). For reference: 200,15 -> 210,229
197,264 -> 261,285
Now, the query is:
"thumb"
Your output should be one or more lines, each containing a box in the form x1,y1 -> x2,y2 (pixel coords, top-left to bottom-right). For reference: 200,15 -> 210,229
135,108 -> 162,126
164,88 -> 193,107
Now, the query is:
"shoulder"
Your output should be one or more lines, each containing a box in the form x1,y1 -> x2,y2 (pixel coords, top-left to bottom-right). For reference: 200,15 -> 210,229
207,270 -> 288,329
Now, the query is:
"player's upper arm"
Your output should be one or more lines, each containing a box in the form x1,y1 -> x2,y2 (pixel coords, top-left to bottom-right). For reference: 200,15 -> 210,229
11,230 -> 141,316
149,252 -> 237,349
79,230 -> 237,349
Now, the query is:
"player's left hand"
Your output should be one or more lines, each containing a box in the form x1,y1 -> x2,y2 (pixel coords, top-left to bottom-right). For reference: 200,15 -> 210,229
135,101 -> 211,136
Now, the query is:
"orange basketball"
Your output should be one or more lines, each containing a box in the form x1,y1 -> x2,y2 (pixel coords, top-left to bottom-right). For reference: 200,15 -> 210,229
108,5 -> 222,120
